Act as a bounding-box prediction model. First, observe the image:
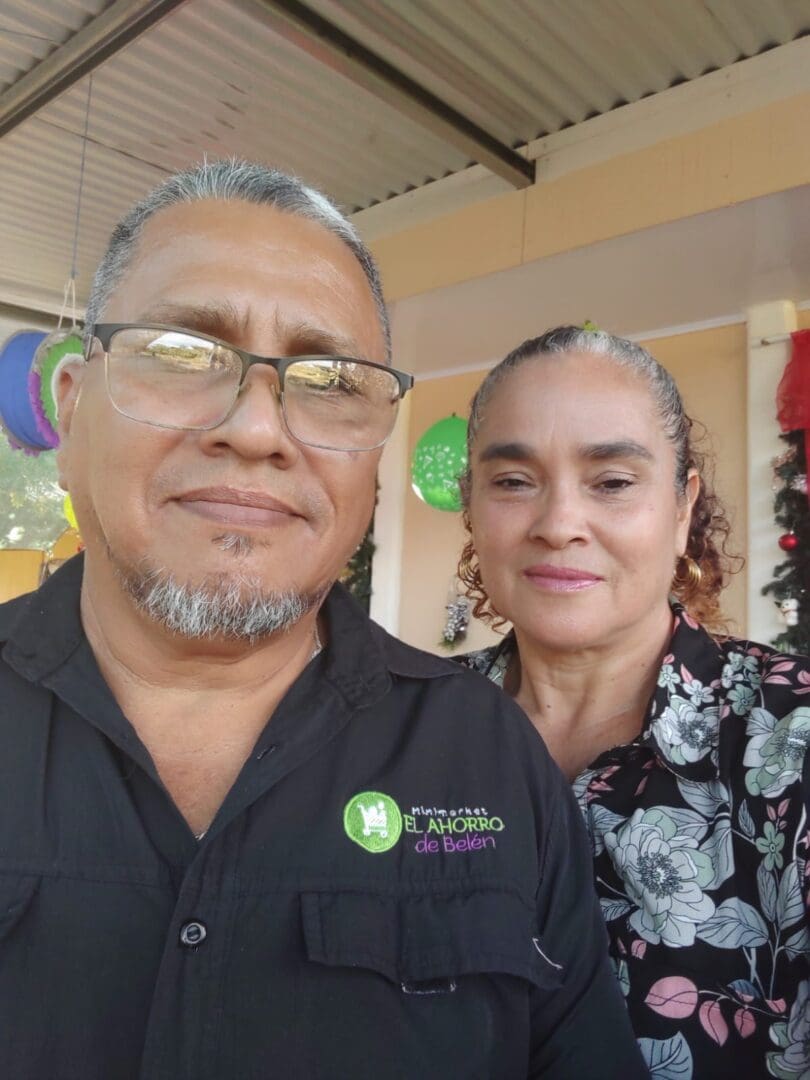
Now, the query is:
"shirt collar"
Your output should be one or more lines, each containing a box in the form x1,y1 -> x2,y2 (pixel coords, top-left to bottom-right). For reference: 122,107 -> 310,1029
319,583 -> 460,708
642,603 -> 726,782
0,553 -> 459,707
0,553 -> 85,682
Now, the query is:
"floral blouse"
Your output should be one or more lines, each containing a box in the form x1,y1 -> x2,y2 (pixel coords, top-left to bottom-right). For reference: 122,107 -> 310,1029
458,606 -> 810,1079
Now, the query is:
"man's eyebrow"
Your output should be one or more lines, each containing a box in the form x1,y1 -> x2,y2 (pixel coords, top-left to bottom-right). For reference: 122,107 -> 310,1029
478,441 -> 535,464
137,301 -> 247,341
580,440 -> 655,462
136,307 -> 371,361
280,318 -> 365,360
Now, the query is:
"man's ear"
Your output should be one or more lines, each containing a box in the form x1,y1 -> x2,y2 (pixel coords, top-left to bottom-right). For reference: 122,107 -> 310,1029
54,357 -> 87,440
54,358 -> 87,493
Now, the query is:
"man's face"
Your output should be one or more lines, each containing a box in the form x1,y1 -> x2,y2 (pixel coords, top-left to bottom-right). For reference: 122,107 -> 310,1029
56,199 -> 386,616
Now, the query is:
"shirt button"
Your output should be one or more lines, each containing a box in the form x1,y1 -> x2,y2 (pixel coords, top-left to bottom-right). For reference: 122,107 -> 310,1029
179,920 -> 207,948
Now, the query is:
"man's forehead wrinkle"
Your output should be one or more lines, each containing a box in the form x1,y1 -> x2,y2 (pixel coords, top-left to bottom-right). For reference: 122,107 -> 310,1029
119,203 -> 384,361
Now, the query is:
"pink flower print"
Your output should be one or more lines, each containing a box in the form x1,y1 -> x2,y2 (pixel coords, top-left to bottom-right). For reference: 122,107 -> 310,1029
734,1007 -> 756,1038
699,1000 -> 729,1046
645,976 -> 698,1019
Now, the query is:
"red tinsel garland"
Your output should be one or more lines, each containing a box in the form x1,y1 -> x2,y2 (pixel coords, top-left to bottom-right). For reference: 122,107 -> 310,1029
776,329 -> 810,502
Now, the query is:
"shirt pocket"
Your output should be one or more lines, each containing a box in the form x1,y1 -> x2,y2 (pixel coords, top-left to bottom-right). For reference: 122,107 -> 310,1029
297,887 -> 563,1077
301,886 -> 564,991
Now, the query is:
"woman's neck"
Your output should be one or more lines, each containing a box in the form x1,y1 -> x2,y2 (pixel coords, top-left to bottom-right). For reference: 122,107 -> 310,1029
509,606 -> 674,781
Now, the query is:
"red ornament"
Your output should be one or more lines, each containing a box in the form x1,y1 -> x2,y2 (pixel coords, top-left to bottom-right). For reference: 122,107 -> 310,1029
779,531 -> 799,552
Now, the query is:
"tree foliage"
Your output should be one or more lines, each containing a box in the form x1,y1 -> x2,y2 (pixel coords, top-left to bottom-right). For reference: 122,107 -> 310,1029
762,430 -> 810,653
0,440 -> 64,550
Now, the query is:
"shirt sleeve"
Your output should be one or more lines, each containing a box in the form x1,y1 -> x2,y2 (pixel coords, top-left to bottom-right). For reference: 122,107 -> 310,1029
528,768 -> 648,1079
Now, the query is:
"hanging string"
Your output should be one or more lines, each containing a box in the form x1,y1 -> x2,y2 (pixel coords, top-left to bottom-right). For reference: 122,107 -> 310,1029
58,73 -> 93,329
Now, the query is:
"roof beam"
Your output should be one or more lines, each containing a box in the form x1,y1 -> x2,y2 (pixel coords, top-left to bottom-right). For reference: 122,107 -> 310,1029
250,0 -> 535,190
0,0 -> 190,139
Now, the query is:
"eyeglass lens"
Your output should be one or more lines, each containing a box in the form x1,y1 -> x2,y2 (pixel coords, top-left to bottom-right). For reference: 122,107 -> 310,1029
104,328 -> 401,450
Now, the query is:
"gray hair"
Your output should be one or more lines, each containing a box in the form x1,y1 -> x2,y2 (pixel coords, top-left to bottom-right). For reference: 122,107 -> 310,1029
465,325 -> 691,493
85,158 -> 391,359
116,561 -> 319,642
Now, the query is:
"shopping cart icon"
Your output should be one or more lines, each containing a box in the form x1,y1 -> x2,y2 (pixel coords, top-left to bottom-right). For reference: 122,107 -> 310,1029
358,800 -> 389,839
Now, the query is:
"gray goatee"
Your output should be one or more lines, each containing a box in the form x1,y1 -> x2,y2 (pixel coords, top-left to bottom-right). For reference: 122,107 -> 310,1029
116,562 -> 319,642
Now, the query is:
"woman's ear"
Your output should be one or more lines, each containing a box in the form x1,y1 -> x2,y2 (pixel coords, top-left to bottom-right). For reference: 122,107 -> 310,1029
676,469 -> 701,555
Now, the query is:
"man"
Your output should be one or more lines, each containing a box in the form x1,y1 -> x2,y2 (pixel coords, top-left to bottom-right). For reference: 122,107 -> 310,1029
0,160 -> 643,1078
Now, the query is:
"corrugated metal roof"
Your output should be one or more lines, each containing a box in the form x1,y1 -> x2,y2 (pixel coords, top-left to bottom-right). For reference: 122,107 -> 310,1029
0,0 -> 110,93
0,0 -> 808,313
306,0 -> 810,146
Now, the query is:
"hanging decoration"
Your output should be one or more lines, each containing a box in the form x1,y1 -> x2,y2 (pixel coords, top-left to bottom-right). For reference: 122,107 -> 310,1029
63,495 -> 78,532
31,330 -> 84,445
0,75 -> 92,459
0,331 -> 49,453
440,594 -> 470,649
762,329 -> 810,653
411,414 -> 468,512
0,329 -> 84,455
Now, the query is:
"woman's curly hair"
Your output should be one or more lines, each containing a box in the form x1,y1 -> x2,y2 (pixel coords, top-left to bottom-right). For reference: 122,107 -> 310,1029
457,327 -> 743,635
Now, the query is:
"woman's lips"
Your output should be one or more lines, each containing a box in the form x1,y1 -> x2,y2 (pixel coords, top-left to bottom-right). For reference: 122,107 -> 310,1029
522,565 -> 602,592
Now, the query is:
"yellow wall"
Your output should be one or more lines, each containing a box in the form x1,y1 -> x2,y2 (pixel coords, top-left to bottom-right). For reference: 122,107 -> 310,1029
640,325 -> 747,634
399,323 -> 748,653
0,549 -> 44,603
372,92 -> 810,302
400,369 -> 491,654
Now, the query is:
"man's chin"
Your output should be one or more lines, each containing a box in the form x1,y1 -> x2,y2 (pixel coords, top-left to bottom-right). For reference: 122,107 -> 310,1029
110,556 -> 326,642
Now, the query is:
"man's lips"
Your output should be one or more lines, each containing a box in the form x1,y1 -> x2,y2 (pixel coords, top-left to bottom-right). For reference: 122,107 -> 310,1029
522,565 -> 602,592
174,487 -> 302,527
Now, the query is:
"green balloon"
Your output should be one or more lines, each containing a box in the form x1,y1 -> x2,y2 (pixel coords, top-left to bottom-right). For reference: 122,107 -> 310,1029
411,414 -> 468,512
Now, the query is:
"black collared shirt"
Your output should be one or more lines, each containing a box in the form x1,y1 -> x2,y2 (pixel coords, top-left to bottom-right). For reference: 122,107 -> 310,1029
0,557 -> 643,1079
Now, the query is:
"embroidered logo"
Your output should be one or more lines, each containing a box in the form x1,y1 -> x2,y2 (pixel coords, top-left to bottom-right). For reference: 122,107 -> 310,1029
404,805 -> 505,854
344,791 -> 402,853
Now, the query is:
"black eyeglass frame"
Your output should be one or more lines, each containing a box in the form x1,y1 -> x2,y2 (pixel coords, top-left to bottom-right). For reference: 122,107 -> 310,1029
87,322 -> 415,450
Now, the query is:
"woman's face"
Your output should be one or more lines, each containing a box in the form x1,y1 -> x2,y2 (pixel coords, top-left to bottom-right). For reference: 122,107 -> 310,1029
467,351 -> 698,654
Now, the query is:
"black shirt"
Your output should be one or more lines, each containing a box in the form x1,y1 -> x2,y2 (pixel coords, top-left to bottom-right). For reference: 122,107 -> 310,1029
0,557 -> 644,1079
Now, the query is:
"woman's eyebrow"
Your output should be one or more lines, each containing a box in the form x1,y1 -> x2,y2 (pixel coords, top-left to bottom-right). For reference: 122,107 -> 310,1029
581,440 -> 655,462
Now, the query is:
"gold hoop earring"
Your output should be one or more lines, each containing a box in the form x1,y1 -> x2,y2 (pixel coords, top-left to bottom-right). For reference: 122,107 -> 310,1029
673,555 -> 703,593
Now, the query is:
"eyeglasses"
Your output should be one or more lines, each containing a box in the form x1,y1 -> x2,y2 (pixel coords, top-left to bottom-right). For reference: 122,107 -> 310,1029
87,324 -> 414,452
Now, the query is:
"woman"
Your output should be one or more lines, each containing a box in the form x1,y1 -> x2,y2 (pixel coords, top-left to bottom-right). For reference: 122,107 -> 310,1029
456,326 -> 810,1079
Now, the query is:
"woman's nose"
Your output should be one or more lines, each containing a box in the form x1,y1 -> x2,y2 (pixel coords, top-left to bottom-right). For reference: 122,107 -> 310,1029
527,484 -> 588,548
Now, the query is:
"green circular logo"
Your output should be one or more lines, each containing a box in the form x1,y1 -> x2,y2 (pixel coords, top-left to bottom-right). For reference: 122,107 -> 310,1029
343,791 -> 402,854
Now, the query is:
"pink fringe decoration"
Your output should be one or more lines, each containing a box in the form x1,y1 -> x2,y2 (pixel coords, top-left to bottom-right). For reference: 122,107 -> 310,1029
27,370 -> 59,449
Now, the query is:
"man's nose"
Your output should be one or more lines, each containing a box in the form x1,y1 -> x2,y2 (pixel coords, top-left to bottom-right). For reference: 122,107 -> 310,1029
198,367 -> 300,462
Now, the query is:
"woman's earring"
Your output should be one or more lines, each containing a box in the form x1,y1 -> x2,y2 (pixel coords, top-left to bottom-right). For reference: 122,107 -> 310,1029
673,555 -> 703,594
